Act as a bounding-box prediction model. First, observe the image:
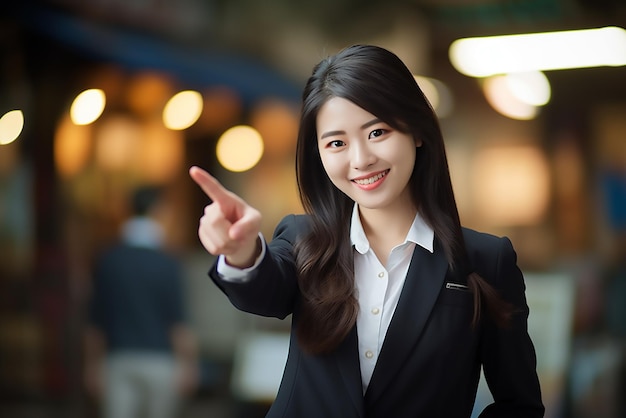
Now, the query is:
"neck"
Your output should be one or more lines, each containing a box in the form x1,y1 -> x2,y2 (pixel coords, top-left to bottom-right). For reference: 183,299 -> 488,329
358,200 -> 417,264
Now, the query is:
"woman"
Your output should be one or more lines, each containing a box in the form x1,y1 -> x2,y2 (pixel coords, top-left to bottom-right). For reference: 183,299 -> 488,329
190,44 -> 544,417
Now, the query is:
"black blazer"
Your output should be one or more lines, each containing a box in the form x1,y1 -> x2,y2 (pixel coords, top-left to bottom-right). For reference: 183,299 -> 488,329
210,215 -> 544,418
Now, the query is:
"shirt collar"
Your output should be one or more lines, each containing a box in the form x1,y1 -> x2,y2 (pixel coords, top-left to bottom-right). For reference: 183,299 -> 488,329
121,217 -> 164,249
350,203 -> 434,255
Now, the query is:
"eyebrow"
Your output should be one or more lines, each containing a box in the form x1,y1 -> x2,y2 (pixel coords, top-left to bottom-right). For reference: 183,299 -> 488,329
319,118 -> 383,139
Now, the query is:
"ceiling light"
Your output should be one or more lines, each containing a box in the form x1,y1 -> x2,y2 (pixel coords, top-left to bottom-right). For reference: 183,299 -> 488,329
450,26 -> 626,77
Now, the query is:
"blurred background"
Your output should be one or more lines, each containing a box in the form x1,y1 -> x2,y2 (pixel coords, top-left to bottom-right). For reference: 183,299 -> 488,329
1,0 -> 626,417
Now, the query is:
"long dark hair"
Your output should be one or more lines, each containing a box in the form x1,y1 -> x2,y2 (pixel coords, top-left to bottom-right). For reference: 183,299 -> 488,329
295,45 -> 511,354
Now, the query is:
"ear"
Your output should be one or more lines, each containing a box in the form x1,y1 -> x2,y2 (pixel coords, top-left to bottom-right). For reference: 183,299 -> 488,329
415,137 -> 423,147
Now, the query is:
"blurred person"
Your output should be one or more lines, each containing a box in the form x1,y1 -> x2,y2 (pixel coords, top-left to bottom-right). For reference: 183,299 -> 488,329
84,186 -> 198,418
190,45 -> 544,417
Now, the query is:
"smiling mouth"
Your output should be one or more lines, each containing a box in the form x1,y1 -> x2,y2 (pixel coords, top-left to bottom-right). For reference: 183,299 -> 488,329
353,170 -> 389,185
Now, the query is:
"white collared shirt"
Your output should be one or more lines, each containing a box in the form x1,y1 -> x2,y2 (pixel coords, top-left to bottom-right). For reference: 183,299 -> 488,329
216,205 -> 434,393
350,204 -> 434,393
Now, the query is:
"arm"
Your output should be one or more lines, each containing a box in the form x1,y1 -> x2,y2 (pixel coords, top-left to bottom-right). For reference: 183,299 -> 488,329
189,166 -> 301,319
479,237 -> 545,418
209,215 -> 301,319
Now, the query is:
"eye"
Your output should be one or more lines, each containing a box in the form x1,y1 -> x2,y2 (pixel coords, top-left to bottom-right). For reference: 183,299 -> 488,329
368,128 -> 386,139
326,139 -> 345,148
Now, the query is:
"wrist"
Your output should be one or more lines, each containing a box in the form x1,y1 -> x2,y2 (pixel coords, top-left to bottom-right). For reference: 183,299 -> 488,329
225,236 -> 261,268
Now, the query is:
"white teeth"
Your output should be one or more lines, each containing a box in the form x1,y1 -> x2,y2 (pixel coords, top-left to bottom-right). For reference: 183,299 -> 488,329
354,171 -> 387,185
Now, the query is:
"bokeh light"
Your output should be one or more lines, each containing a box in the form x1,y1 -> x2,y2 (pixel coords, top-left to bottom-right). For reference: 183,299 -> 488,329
126,72 -> 173,117
94,115 -> 141,171
0,110 -> 24,145
216,125 -> 264,172
70,89 -> 106,125
138,119 -> 184,183
249,99 -> 298,159
505,71 -> 551,106
482,75 -> 539,120
162,90 -> 203,130
472,145 -> 551,226
450,26 -> 626,77
54,114 -> 92,178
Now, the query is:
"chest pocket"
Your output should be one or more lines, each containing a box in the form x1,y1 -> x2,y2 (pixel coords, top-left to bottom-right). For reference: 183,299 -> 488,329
437,282 -> 474,309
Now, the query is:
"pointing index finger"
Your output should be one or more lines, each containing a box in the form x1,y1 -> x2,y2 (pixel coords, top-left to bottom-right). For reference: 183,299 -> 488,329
189,166 -> 230,203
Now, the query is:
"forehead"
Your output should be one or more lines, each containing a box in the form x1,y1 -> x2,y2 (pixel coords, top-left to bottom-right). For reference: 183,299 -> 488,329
316,97 -> 376,129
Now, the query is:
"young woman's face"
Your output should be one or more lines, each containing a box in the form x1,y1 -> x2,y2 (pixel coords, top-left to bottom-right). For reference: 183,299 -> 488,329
316,97 -> 421,213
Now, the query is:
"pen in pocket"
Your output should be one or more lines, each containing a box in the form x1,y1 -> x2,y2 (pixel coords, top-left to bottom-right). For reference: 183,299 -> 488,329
446,282 -> 469,291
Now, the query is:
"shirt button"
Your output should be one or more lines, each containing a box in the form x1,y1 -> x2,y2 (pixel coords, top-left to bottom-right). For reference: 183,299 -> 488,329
371,307 -> 380,315
378,272 -> 385,278
365,350 -> 374,359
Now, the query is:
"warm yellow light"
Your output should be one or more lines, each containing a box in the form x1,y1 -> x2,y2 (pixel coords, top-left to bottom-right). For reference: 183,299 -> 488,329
163,90 -> 203,130
450,26 -> 626,77
54,115 -> 92,178
0,110 -> 24,145
95,116 -> 140,171
504,71 -> 551,106
70,89 -> 106,125
126,72 -> 172,116
472,146 -> 551,226
216,125 -> 264,172
138,120 -> 184,183
483,75 -> 539,120
249,99 -> 299,159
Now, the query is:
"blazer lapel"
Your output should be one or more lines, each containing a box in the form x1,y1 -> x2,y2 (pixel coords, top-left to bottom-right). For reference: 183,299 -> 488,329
335,326 -> 365,417
365,241 -> 448,403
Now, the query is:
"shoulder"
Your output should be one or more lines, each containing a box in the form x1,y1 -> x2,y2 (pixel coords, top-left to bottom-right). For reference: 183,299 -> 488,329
461,227 -> 518,282
272,214 -> 312,241
277,214 -> 312,228
461,227 -> 516,252
461,227 -> 508,250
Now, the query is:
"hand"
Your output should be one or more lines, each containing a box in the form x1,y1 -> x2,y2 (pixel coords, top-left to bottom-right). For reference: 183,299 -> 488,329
189,166 -> 262,268
84,363 -> 103,399
175,361 -> 200,397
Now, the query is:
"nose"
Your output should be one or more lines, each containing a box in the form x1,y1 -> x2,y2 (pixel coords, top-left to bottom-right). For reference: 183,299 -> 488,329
350,140 -> 376,170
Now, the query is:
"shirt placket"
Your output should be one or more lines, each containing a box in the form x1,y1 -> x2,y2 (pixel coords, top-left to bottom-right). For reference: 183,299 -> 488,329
361,260 -> 388,369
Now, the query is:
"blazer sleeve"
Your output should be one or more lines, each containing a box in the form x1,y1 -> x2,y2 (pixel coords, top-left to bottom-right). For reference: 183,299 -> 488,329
208,214 -> 301,319
478,236 -> 545,418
